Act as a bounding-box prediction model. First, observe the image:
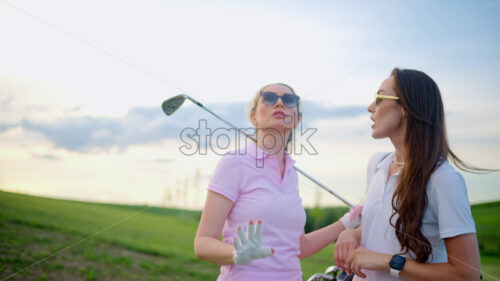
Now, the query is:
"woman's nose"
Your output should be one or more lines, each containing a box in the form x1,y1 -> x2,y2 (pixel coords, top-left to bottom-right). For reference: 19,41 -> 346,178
367,102 -> 375,113
274,97 -> 285,108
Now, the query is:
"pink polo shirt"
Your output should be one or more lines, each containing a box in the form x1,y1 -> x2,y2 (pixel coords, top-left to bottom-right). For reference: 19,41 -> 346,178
207,140 -> 306,281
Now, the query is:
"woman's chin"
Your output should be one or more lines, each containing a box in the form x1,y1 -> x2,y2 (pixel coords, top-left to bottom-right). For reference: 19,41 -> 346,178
262,121 -> 294,130
371,130 -> 385,139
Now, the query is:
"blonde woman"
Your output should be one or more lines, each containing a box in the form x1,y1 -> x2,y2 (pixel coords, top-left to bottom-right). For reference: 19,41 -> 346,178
194,83 -> 362,281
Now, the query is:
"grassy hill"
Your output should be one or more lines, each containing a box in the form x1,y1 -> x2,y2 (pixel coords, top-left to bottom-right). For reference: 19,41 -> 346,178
0,190 -> 499,280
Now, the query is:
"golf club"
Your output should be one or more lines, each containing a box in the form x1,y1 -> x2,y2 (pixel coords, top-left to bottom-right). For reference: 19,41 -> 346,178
161,94 -> 354,207
306,266 -> 353,281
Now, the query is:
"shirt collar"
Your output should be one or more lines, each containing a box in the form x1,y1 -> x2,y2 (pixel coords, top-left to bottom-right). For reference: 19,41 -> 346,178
376,151 -> 401,176
377,151 -> 395,170
246,140 -> 272,160
284,152 -> 296,170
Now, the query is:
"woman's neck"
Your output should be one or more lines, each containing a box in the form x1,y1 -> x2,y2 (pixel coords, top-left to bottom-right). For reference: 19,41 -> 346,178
390,134 -> 405,164
256,128 -> 290,160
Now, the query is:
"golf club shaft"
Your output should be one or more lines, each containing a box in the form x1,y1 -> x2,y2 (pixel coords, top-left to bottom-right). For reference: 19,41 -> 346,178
173,95 -> 355,208
185,96 -> 256,140
294,167 -> 354,207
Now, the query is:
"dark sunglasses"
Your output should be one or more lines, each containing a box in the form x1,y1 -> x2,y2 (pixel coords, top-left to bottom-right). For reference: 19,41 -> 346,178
260,91 -> 300,108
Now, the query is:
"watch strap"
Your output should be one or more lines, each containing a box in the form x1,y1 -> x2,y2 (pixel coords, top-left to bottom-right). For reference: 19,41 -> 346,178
389,254 -> 406,278
390,268 -> 401,277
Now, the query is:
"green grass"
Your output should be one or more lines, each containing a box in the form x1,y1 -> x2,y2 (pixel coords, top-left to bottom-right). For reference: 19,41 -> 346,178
0,191 -> 199,257
0,191 -> 218,280
0,190 -> 499,280
472,201 -> 500,257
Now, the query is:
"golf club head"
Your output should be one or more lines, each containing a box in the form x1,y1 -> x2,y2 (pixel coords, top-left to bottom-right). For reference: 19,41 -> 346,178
324,266 -> 340,275
162,94 -> 187,116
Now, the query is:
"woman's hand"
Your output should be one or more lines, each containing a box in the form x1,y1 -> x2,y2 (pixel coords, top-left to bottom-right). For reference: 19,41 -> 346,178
334,228 -> 360,271
233,219 -> 274,265
344,247 -> 391,278
340,205 -> 363,229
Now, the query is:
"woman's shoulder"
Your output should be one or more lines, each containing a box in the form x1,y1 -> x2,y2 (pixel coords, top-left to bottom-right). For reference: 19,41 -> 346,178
218,151 -> 246,164
367,152 -> 391,168
211,151 -> 245,173
426,161 -> 474,228
431,160 -> 464,179
366,152 -> 391,183
216,149 -> 258,167
210,152 -> 246,185
369,151 -> 391,160
428,160 -> 466,191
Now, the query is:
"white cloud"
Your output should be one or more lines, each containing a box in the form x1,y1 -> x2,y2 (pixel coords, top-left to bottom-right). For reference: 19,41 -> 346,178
0,0 -> 498,207
0,0 -> 363,119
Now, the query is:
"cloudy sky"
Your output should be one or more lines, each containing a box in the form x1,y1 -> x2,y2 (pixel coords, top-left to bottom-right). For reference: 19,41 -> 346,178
1,0 -> 499,209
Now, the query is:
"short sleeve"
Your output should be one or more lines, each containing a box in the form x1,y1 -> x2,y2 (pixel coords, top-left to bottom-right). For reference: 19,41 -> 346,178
207,154 -> 242,203
428,168 -> 476,239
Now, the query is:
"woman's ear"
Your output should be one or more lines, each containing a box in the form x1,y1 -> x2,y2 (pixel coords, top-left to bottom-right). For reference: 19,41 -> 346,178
250,112 -> 257,126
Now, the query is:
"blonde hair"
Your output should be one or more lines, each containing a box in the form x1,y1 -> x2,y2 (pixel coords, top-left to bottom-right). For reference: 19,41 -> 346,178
248,83 -> 302,151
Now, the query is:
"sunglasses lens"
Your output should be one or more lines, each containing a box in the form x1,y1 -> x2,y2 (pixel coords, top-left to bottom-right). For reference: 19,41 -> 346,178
282,94 -> 297,108
261,91 -> 278,105
260,92 -> 298,108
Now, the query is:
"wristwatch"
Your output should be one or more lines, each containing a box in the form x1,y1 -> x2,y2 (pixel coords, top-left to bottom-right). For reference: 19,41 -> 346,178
389,255 -> 406,278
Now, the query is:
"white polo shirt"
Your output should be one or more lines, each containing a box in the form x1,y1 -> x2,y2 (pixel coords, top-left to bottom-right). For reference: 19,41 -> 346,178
356,152 -> 476,281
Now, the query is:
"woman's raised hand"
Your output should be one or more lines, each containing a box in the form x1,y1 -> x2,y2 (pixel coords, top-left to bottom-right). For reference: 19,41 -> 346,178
233,219 -> 274,265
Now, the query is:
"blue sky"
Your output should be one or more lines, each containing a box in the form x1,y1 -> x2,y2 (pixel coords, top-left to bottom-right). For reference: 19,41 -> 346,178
0,0 -> 499,208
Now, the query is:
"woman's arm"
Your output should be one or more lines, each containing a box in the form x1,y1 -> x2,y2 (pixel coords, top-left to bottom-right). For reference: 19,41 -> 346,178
400,233 -> 481,281
299,206 -> 363,259
194,191 -> 235,265
298,221 -> 346,259
345,233 -> 481,281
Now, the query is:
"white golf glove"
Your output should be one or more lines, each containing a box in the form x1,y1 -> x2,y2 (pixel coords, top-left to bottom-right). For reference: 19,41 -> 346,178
340,205 -> 363,229
233,219 -> 274,265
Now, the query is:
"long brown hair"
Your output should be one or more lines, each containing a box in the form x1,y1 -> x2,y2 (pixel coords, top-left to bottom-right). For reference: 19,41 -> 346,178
389,68 -> 489,262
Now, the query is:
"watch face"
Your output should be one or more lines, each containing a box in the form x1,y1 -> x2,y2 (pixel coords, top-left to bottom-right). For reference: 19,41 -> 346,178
390,255 -> 406,270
